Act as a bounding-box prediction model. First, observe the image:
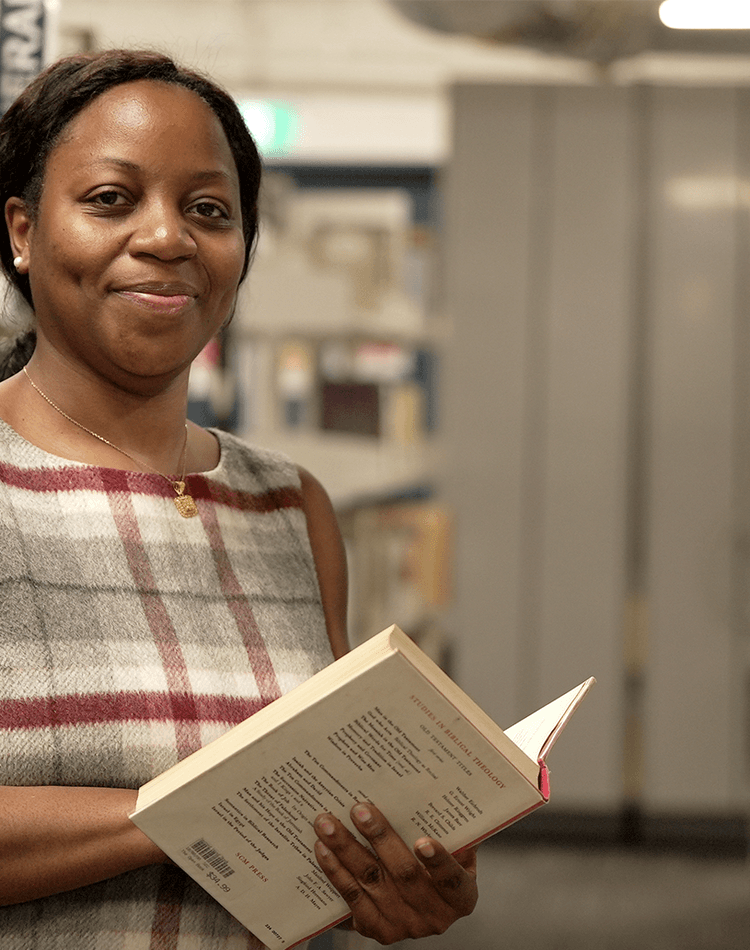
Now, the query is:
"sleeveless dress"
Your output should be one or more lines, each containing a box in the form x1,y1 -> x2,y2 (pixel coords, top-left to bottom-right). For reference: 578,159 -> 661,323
0,420 -> 334,949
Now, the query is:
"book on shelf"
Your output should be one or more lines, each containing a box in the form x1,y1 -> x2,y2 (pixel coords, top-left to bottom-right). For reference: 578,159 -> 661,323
131,625 -> 595,949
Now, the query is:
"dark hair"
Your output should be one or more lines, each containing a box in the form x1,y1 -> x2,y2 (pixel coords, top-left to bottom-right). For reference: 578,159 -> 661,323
0,49 -> 262,376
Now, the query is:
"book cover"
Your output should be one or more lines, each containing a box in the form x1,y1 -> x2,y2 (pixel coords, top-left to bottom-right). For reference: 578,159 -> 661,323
131,625 -> 594,949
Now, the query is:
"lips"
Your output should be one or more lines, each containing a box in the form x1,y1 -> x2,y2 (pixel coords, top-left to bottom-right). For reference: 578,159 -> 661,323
114,281 -> 199,313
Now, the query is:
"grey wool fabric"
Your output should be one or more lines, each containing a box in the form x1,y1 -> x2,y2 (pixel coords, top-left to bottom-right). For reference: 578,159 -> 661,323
0,421 -> 331,948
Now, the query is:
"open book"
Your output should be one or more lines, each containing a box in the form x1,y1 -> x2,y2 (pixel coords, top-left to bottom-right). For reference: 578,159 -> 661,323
131,625 -> 594,949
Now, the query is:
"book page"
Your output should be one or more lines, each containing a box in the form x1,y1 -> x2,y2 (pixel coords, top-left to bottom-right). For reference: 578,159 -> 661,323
504,678 -> 595,762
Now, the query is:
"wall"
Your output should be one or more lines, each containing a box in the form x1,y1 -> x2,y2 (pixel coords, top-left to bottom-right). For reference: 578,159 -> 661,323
56,0 -> 592,94
442,83 -> 750,821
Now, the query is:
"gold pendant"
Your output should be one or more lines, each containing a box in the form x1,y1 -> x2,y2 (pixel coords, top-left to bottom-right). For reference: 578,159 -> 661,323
173,483 -> 199,518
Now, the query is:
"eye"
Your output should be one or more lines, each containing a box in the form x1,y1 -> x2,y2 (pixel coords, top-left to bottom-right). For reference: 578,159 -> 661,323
85,189 -> 130,210
190,200 -> 231,221
97,191 -> 121,205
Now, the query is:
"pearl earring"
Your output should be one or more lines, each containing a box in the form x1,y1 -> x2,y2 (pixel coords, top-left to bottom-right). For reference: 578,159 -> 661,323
13,256 -> 23,269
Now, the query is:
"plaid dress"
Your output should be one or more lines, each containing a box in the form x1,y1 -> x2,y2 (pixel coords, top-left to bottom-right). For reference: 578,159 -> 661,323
0,420 -> 333,948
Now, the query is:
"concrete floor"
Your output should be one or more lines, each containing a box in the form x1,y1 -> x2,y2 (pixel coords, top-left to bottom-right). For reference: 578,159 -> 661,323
320,841 -> 750,950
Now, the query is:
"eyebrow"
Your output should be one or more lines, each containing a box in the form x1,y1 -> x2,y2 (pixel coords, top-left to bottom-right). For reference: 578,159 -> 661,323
84,157 -> 235,184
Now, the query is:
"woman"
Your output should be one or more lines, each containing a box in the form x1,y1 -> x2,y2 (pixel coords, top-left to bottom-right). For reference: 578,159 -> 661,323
0,50 -> 477,947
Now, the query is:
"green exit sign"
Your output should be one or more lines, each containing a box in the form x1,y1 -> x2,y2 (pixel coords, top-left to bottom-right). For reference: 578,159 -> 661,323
239,100 -> 299,157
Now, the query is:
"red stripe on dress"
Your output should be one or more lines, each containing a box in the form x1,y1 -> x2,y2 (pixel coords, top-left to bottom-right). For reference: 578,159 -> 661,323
149,866 -> 187,950
195,479 -> 303,513
197,501 -> 282,705
0,460 -> 303,513
0,462 -> 171,497
0,691 -> 267,731
107,489 -> 203,759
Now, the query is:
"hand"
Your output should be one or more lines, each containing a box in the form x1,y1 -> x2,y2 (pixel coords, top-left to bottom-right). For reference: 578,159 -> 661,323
313,803 -> 478,944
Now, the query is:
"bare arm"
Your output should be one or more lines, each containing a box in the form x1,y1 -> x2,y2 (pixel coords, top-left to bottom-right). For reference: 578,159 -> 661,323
298,466 -> 349,659
0,786 -> 167,905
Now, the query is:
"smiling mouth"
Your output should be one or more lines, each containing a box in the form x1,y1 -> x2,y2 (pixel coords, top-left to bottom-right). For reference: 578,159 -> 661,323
116,288 -> 197,313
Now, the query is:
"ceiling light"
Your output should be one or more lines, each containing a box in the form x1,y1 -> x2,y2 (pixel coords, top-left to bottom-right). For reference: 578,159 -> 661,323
238,101 -> 299,158
659,0 -> 750,29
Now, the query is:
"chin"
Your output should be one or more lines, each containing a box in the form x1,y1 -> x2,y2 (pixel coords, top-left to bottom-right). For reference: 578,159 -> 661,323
104,357 -> 190,392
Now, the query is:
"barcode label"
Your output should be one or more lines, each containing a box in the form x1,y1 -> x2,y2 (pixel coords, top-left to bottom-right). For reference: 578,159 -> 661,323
187,838 -> 235,878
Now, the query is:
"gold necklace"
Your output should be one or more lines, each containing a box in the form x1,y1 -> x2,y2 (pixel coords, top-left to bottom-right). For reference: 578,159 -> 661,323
23,367 -> 199,518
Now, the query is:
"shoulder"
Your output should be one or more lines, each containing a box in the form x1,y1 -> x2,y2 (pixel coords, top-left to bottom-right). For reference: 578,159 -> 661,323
209,429 -> 302,491
298,466 -> 350,660
298,466 -> 334,518
208,432 -> 350,658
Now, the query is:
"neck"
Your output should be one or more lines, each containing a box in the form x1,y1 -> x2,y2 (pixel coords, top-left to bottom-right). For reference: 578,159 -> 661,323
25,366 -> 191,480
15,351 -> 192,476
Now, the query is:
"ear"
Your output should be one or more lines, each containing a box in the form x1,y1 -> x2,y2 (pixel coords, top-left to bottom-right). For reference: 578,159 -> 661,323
5,197 -> 32,274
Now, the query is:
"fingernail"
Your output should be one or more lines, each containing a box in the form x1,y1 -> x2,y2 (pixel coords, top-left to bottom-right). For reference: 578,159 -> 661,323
352,804 -> 372,823
316,816 -> 336,837
416,840 -> 435,858
315,840 -> 331,858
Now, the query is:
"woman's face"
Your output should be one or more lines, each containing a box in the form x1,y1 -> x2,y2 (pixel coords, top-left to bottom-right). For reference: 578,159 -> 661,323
8,79 -> 246,392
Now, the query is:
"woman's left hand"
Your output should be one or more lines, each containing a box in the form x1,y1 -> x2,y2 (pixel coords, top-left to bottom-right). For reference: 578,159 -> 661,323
313,803 -> 478,944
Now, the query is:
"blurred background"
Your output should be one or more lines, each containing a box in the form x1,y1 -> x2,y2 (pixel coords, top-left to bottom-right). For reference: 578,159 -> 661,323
2,1 -> 748,947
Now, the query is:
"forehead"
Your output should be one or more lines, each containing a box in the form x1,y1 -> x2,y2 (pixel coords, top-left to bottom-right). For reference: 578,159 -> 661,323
48,79 -> 237,181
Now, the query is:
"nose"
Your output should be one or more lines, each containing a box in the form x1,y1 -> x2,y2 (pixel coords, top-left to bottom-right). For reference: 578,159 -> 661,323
129,200 -> 197,261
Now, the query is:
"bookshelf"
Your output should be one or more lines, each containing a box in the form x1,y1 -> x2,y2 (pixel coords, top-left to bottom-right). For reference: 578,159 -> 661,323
225,168 -> 445,509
